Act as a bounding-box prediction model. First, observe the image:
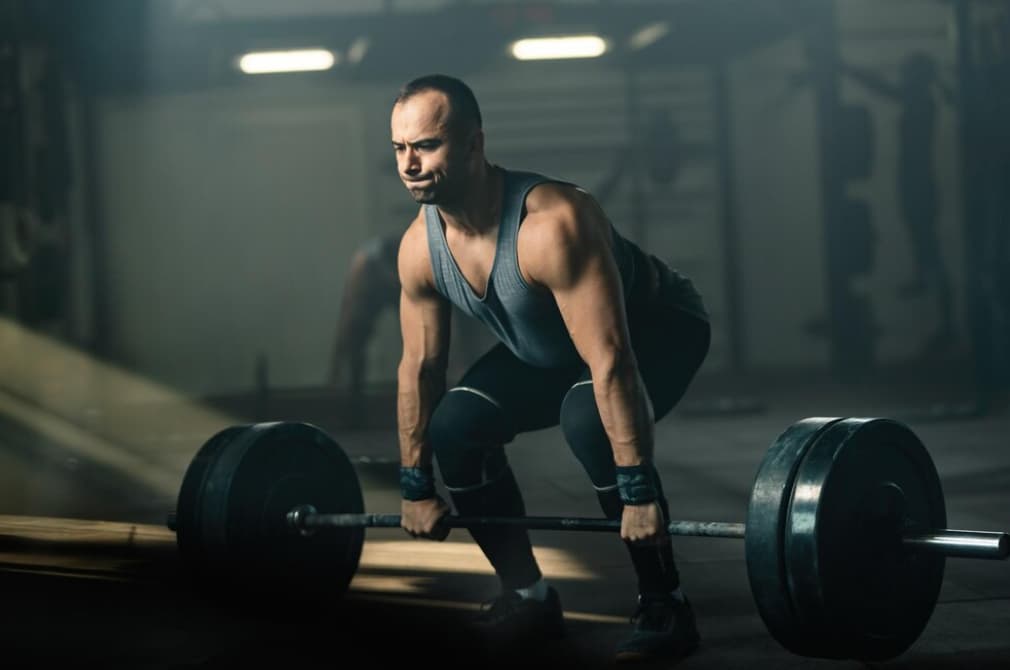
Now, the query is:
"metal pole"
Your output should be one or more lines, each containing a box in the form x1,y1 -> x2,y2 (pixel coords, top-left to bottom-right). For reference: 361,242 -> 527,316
293,508 -> 1010,558
902,529 -> 1010,560
712,60 -> 745,373
297,511 -> 746,539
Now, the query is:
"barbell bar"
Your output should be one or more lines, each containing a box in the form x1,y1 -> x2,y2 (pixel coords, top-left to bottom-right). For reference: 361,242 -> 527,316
169,416 -> 1009,662
285,507 -> 1008,560
287,507 -> 746,538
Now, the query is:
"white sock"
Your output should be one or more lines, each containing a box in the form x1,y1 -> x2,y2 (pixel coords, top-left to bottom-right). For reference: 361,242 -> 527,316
515,578 -> 550,601
670,587 -> 685,603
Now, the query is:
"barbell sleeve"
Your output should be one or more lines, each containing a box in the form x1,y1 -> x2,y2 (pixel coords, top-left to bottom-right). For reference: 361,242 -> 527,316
901,529 -> 1010,560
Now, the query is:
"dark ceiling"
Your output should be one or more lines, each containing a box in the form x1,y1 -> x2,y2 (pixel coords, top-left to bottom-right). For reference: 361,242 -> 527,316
21,0 -> 821,94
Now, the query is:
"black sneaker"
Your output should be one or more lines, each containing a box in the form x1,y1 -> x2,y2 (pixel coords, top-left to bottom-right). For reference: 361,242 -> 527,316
615,593 -> 700,663
471,586 -> 566,647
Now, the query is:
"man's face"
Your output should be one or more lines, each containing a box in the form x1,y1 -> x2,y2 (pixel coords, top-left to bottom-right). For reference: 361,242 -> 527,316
391,90 -> 475,206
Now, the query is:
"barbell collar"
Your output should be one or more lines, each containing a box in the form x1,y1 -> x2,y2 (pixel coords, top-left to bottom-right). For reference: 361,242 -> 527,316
901,529 -> 1010,560
291,511 -> 746,538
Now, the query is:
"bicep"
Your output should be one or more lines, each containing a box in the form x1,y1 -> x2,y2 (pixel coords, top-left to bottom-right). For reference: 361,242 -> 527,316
396,218 -> 451,366
552,248 -> 631,369
530,202 -> 632,369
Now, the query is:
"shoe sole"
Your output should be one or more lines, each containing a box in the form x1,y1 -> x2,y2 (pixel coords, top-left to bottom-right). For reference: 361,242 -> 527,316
614,637 -> 699,663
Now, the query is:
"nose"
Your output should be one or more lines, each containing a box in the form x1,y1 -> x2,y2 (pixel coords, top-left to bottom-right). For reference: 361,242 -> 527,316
401,147 -> 421,177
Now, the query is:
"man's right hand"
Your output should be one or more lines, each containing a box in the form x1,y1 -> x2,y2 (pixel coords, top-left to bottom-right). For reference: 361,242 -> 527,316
401,496 -> 451,541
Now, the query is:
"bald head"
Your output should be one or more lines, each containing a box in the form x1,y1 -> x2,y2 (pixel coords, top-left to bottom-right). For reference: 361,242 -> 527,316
394,74 -> 482,140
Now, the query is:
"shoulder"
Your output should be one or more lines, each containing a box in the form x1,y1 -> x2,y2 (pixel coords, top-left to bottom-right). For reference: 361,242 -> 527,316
524,181 -> 594,219
397,210 -> 437,298
520,182 -> 611,253
518,182 -> 614,286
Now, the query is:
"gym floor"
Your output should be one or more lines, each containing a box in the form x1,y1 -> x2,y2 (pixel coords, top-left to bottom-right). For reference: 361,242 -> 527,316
0,366 -> 1008,669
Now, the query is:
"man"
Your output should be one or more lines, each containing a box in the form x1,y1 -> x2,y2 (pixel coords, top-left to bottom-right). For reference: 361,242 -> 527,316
392,74 -> 710,663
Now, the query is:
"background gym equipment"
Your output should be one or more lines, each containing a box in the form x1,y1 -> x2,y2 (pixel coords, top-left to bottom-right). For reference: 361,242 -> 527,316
169,417 -> 1008,661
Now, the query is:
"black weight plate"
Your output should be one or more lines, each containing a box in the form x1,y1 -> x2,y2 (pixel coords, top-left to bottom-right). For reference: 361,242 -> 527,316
175,424 -> 249,567
198,422 -> 365,602
745,417 -> 844,657
785,418 -> 946,660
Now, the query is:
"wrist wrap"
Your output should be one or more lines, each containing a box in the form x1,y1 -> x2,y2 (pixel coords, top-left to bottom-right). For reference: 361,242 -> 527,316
399,466 -> 436,501
615,462 -> 659,505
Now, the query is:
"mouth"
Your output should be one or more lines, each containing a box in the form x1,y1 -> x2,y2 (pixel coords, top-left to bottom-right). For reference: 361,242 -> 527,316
406,178 -> 433,188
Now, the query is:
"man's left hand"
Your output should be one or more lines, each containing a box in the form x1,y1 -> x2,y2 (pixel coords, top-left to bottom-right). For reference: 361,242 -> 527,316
620,501 -> 668,545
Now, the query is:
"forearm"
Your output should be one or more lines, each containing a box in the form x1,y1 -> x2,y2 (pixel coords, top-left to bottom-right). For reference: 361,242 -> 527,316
397,358 -> 446,468
397,356 -> 452,540
591,354 -> 655,467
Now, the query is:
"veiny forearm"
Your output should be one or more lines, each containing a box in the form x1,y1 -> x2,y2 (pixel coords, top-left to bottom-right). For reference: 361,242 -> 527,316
591,353 -> 655,466
397,358 -> 446,468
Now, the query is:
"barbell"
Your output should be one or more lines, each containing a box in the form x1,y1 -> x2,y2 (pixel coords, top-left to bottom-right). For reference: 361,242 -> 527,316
168,416 -> 1008,661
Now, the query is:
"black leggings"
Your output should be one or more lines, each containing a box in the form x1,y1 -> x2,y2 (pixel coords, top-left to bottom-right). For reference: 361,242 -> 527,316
427,306 -> 710,593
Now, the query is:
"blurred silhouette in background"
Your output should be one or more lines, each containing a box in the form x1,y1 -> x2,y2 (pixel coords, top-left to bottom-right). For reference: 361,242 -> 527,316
842,52 -> 957,356
596,106 -> 682,207
328,230 -> 498,419
329,233 -> 401,408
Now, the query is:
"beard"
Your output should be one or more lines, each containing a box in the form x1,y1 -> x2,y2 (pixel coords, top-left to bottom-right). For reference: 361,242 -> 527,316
407,183 -> 439,204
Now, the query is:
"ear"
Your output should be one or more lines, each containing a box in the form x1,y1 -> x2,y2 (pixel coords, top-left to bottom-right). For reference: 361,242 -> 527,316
470,128 -> 485,157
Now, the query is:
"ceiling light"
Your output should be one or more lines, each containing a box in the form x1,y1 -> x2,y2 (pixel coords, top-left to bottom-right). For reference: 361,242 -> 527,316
237,49 -> 337,74
510,35 -> 608,61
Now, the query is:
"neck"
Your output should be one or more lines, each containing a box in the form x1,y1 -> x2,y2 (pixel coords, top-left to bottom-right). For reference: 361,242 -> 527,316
438,162 -> 501,237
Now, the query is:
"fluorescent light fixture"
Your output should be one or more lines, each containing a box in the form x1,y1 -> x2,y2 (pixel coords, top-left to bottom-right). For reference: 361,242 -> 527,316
237,49 -> 336,74
629,21 -> 670,51
510,35 -> 608,61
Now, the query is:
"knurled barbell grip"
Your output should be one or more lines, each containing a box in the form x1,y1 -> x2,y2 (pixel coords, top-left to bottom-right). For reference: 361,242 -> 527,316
290,507 -> 746,538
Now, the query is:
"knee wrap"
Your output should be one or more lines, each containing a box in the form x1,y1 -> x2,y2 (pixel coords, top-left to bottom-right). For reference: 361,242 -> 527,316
560,380 -> 619,488
427,386 -> 513,489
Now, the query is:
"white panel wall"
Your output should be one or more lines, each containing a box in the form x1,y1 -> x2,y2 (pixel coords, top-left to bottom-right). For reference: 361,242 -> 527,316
729,36 -> 830,370
96,86 -> 371,395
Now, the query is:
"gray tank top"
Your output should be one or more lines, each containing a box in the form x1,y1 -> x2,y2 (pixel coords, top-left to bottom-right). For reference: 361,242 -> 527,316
425,169 -> 705,368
